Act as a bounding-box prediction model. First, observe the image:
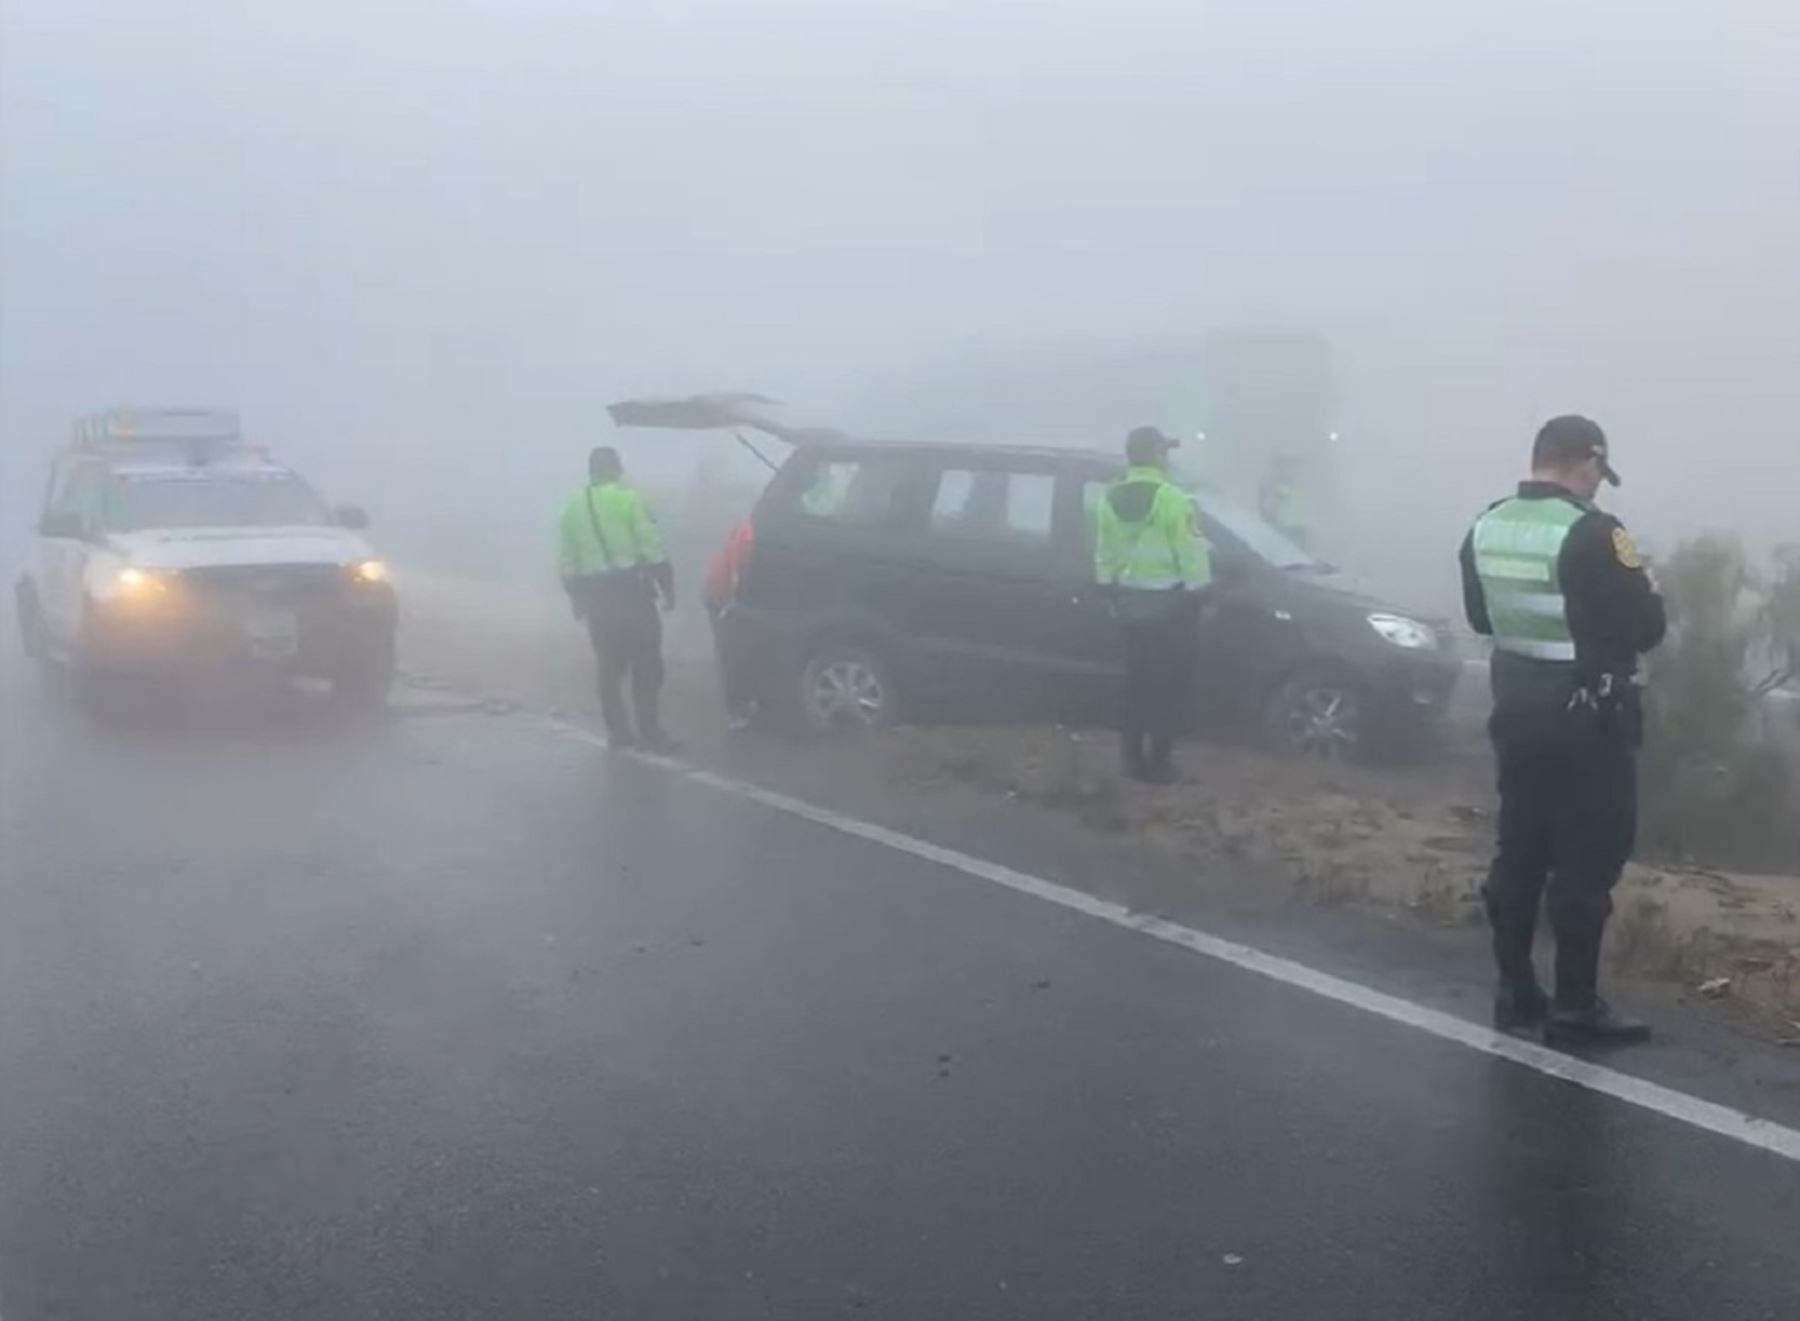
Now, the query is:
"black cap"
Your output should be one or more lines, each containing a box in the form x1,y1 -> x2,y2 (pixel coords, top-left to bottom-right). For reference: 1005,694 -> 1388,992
588,445 -> 623,480
1125,425 -> 1179,464
1533,414 -> 1619,487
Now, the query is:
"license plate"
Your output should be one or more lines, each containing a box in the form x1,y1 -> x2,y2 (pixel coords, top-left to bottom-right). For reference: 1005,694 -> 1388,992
244,608 -> 298,658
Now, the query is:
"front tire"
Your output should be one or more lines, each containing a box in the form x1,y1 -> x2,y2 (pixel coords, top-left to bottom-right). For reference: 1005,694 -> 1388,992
798,644 -> 897,734
331,646 -> 395,711
14,580 -> 46,662
1264,668 -> 1366,759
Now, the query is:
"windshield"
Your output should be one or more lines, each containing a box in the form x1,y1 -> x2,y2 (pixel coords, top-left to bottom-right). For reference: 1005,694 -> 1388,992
1192,490 -> 1318,571
105,473 -> 333,532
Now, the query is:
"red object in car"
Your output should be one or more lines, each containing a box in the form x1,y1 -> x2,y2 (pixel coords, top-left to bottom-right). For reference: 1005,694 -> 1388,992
704,519 -> 755,609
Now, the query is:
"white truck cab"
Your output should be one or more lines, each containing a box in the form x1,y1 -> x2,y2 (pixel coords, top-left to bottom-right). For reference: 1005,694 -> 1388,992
15,408 -> 398,708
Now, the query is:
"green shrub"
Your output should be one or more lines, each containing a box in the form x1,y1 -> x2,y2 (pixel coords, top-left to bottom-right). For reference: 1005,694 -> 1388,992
1641,535 -> 1800,872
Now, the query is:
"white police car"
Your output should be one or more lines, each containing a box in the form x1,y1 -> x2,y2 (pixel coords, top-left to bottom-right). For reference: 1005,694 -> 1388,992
13,408 -> 397,709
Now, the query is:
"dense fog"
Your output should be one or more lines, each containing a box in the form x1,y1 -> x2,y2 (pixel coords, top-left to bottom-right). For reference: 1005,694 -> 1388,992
3,0 -> 1796,612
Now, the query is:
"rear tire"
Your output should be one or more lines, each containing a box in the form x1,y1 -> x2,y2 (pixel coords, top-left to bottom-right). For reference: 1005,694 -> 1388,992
797,644 -> 898,735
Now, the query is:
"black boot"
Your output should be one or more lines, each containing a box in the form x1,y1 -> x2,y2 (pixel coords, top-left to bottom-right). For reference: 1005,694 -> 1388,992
1552,927 -> 1601,1010
1493,980 -> 1549,1033
1545,998 -> 1651,1048
1121,732 -> 1150,782
1144,735 -> 1179,785
598,673 -> 636,749
1486,893 -> 1542,1031
1546,929 -> 1649,1047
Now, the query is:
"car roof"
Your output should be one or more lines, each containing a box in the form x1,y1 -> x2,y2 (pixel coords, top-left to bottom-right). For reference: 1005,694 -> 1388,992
796,438 -> 1121,468
98,458 -> 297,480
60,441 -> 294,478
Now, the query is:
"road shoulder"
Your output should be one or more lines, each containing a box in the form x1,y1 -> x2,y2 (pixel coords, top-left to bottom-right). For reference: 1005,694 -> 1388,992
398,573 -> 1800,1132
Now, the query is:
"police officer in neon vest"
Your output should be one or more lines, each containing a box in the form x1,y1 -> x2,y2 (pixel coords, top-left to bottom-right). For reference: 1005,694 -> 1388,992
1095,426 -> 1213,784
1459,416 -> 1665,1047
558,446 -> 677,752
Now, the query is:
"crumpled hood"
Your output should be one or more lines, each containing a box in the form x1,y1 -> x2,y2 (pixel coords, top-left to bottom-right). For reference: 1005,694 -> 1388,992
108,526 -> 374,570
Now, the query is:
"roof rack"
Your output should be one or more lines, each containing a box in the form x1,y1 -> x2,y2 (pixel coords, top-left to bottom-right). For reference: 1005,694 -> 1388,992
73,407 -> 243,448
72,408 -> 246,465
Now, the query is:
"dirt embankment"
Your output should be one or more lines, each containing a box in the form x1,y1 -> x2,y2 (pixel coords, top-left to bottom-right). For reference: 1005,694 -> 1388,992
893,724 -> 1800,1024
397,569 -> 1800,1028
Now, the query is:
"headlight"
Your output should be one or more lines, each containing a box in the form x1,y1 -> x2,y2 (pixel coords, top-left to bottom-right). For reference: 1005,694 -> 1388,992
1367,613 -> 1437,650
109,566 -> 172,600
349,559 -> 389,585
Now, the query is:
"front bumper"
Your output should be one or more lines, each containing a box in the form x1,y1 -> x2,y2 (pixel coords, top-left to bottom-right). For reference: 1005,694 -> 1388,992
81,567 -> 396,678
1362,650 -> 1462,732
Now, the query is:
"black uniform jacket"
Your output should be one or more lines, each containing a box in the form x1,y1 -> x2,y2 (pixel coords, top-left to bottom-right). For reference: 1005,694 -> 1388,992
1459,481 -> 1666,732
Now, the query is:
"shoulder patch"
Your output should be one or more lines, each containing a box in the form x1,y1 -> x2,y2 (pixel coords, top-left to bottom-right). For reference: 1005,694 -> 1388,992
1612,526 -> 1643,570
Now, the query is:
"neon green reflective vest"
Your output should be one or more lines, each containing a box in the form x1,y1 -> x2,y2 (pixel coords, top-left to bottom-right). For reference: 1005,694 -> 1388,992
1094,467 -> 1213,590
557,481 -> 667,577
1471,495 -> 1586,662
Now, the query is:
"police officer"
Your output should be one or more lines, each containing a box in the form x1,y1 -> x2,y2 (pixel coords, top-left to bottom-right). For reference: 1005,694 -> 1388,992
1460,415 -> 1665,1046
1260,452 -> 1312,549
558,446 -> 677,752
1095,426 -> 1213,784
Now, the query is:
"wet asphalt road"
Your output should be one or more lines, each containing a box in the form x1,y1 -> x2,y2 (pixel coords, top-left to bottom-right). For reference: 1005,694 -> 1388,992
0,657 -> 1797,1320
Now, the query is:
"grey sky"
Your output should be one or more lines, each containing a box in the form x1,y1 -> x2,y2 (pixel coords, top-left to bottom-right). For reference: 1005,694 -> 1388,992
3,0 -> 1795,588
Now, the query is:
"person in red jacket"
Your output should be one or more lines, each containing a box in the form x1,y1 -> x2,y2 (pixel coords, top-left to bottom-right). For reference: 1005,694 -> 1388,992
703,520 -> 757,729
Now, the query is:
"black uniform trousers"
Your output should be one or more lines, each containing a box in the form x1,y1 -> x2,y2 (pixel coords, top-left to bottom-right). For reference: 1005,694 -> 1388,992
1118,597 -> 1198,769
583,577 -> 665,745
1485,706 -> 1638,1007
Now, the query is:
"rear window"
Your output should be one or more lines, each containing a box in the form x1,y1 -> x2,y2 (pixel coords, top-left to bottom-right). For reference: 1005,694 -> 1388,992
770,454 -> 911,528
105,472 -> 333,532
929,468 -> 1057,544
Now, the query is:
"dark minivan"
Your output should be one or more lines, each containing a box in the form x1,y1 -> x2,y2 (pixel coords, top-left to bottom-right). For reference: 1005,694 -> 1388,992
716,439 -> 1460,756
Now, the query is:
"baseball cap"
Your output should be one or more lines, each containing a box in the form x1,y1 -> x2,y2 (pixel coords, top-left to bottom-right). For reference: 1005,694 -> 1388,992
1533,414 -> 1620,487
1125,425 -> 1180,464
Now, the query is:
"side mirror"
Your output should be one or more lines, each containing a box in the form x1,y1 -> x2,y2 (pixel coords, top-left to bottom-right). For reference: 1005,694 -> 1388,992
334,504 -> 370,530
38,510 -> 87,539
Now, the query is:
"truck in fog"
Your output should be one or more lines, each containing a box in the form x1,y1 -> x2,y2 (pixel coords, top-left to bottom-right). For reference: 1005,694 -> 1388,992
14,408 -> 398,712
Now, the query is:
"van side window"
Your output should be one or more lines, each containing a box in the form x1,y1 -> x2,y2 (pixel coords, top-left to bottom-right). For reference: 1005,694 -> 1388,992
930,469 -> 1056,543
783,457 -> 908,527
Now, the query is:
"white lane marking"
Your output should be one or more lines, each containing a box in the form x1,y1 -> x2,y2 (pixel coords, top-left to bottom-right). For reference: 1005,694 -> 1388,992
552,721 -> 1800,1166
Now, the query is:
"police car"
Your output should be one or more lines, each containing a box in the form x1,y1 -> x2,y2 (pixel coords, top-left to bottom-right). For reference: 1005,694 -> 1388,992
13,408 -> 398,709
